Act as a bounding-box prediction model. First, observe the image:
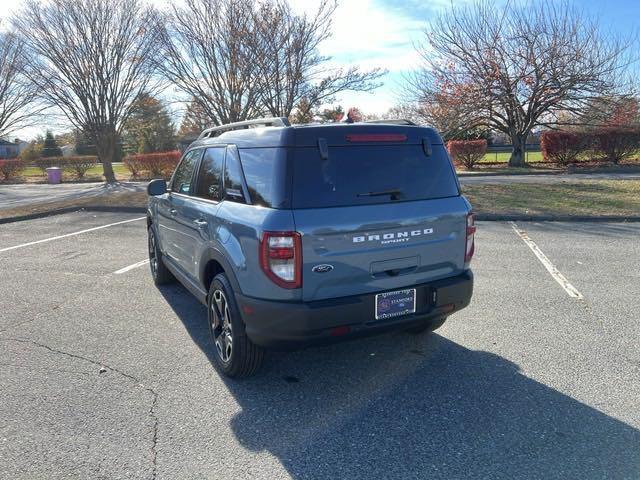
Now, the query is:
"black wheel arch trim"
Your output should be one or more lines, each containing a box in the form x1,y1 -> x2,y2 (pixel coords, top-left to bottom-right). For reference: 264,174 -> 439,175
199,247 -> 243,296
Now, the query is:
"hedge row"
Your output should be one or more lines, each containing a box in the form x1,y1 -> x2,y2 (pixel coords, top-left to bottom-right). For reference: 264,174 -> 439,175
447,140 -> 488,169
34,156 -> 99,178
0,159 -> 25,181
123,151 -> 181,178
541,128 -> 640,165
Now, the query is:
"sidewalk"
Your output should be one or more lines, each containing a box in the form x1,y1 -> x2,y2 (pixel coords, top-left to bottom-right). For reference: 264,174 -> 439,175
0,181 -> 147,211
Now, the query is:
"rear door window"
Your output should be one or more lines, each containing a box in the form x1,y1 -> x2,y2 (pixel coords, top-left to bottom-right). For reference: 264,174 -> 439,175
194,147 -> 225,201
291,144 -> 459,208
223,146 -> 247,203
171,149 -> 201,194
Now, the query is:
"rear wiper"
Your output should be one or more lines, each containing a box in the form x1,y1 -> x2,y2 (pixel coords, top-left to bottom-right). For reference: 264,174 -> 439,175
357,188 -> 403,200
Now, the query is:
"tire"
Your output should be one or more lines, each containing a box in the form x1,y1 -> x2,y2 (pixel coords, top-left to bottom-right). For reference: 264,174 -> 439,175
148,225 -> 175,285
207,273 -> 264,378
405,316 -> 447,334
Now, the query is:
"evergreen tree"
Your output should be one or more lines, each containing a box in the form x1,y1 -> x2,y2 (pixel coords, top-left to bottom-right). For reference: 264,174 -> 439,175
123,93 -> 176,154
41,131 -> 62,157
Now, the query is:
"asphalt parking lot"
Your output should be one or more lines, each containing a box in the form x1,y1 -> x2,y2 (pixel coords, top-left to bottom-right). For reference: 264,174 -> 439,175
1,211 -> 639,479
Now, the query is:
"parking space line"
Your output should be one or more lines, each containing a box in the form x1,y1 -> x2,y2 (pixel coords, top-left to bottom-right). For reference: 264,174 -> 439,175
0,217 -> 145,253
510,222 -> 584,300
114,259 -> 149,275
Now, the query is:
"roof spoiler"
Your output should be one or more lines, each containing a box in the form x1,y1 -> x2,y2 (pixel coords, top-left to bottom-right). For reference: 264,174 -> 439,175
198,117 -> 291,139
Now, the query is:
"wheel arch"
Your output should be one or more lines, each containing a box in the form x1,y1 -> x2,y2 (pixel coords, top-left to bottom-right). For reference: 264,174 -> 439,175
199,248 -> 243,297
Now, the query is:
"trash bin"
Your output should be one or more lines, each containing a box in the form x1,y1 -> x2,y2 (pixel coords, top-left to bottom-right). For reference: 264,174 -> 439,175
45,167 -> 62,184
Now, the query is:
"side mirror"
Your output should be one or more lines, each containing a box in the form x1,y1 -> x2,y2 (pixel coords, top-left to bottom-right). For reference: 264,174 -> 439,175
147,179 -> 167,196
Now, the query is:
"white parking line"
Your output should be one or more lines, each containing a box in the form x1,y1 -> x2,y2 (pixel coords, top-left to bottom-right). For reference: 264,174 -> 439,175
0,217 -> 146,253
113,259 -> 149,275
510,222 -> 584,299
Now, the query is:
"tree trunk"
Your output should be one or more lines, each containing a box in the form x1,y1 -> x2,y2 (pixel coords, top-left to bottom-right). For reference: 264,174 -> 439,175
508,133 -> 527,167
95,128 -> 118,183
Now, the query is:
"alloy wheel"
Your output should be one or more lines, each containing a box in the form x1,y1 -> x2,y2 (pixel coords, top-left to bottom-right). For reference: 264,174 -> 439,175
211,289 -> 233,363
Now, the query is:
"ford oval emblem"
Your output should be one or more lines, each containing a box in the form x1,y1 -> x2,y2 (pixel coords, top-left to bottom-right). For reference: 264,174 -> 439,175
312,264 -> 334,273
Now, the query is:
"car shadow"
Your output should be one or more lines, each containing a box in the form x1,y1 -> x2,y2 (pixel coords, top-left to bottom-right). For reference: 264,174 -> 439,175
159,284 -> 640,479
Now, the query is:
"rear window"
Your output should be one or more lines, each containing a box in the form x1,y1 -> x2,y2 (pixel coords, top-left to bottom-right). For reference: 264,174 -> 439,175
291,144 -> 459,209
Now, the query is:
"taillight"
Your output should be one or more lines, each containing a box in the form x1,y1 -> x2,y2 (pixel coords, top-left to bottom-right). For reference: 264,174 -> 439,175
465,213 -> 476,263
260,232 -> 302,289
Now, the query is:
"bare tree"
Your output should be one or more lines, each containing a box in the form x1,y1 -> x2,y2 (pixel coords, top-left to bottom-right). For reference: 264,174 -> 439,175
409,1 -> 636,166
159,0 -> 384,129
0,30 -> 38,139
13,0 -> 161,182
158,0 -> 263,128
252,0 -> 384,118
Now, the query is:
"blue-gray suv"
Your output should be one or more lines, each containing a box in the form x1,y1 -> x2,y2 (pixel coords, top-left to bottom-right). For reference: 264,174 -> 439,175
146,118 -> 475,377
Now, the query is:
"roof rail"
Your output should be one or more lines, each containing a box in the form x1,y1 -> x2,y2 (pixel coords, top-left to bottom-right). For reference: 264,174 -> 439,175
364,119 -> 417,126
198,117 -> 291,139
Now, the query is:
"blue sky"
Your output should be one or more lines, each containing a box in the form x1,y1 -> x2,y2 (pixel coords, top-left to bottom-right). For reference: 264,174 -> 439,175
2,0 -> 639,139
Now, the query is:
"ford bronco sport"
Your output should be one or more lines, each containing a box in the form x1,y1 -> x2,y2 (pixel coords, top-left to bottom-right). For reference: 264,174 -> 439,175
146,117 -> 475,377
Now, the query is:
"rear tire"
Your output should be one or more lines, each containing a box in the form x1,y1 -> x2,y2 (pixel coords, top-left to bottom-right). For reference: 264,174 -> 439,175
208,273 -> 264,378
406,316 -> 447,334
148,225 -> 174,285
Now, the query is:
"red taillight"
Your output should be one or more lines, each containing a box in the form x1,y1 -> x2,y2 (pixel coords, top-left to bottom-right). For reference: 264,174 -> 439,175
260,232 -> 302,289
345,134 -> 407,142
465,213 -> 476,263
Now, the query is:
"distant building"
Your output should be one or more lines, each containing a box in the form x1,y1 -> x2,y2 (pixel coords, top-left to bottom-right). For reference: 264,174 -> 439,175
0,139 -> 20,159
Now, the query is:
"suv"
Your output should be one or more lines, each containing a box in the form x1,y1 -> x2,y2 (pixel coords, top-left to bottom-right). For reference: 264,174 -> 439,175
146,118 -> 474,377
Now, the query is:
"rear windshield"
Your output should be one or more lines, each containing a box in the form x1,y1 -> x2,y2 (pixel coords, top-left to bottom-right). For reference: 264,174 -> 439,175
291,144 -> 459,209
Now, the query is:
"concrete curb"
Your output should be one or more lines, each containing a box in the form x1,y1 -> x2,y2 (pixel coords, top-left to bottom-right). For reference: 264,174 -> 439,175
457,167 -> 640,177
457,170 -> 562,178
0,206 -> 147,225
476,214 -> 640,222
2,205 -> 639,225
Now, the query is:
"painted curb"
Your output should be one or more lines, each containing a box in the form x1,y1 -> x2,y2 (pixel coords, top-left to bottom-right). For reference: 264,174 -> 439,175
0,206 -> 147,225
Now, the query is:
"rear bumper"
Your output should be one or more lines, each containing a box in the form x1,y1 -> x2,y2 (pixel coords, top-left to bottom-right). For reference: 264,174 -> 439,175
237,270 -> 473,349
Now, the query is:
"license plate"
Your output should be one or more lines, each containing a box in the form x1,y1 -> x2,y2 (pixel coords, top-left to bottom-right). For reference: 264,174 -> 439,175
375,288 -> 416,320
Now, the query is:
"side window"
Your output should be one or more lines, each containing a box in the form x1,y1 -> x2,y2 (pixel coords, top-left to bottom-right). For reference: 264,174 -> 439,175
239,148 -> 286,208
194,147 -> 225,201
223,146 -> 247,203
171,149 -> 200,194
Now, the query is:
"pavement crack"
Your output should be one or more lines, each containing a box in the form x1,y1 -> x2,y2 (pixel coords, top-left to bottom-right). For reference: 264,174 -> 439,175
1,337 -> 160,480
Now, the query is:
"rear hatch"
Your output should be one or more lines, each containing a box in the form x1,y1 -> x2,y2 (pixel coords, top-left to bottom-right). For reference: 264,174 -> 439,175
290,128 -> 469,301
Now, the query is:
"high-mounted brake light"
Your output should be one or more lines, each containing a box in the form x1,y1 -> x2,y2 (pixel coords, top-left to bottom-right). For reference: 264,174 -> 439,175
260,232 -> 302,289
465,213 -> 476,263
345,134 -> 408,142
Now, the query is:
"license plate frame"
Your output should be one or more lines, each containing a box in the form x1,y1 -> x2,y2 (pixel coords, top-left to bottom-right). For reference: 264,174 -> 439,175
375,288 -> 416,320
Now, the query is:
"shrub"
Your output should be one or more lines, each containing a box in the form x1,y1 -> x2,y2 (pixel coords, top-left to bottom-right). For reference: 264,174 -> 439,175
540,130 -> 589,165
447,140 -> 487,169
0,159 -> 25,181
123,151 -> 181,178
123,155 -> 144,177
34,156 -> 62,174
592,128 -> 640,164
61,156 -> 98,178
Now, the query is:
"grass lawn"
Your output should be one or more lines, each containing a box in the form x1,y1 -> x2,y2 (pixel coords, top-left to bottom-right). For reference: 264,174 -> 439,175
462,180 -> 640,217
481,151 -> 543,163
20,164 -> 131,182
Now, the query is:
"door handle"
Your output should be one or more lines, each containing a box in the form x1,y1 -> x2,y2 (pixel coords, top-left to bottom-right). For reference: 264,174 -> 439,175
169,208 -> 177,216
193,219 -> 208,228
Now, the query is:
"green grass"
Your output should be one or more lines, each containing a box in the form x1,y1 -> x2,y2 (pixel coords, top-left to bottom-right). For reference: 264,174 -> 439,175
462,180 -> 640,216
481,151 -> 544,163
21,164 -> 130,181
